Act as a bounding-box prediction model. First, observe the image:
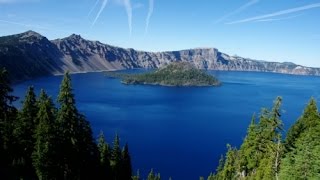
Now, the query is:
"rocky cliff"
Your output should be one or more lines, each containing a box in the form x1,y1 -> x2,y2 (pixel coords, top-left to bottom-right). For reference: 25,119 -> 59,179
0,31 -> 319,82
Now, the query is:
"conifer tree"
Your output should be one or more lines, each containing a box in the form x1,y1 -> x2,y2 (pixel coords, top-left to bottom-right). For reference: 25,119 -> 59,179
147,169 -> 161,180
280,98 -> 320,179
32,90 -> 58,180
132,170 -> 140,180
13,86 -> 38,179
121,143 -> 133,180
56,72 -> 95,179
97,131 -> 112,179
111,133 -> 122,179
285,97 -> 320,151
0,68 -> 18,179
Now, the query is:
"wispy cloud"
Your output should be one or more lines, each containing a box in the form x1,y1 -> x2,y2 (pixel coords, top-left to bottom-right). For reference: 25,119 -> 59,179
145,0 -> 154,35
0,0 -> 38,3
227,3 -> 320,25
133,2 -> 143,9
87,0 -> 100,18
255,14 -> 303,22
91,0 -> 108,27
123,0 -> 132,36
215,0 -> 259,24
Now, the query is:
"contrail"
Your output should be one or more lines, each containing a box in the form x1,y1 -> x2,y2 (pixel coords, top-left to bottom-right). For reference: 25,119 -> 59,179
227,2 -> 320,24
91,0 -> 108,27
145,0 -> 154,35
255,14 -> 303,22
123,0 -> 132,36
215,0 -> 259,24
87,0 -> 100,18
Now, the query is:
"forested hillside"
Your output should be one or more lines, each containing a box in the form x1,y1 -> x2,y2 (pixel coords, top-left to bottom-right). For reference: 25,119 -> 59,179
205,97 -> 320,180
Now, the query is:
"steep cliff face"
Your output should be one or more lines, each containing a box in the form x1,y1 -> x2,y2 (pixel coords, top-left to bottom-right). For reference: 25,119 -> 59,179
0,31 -> 319,82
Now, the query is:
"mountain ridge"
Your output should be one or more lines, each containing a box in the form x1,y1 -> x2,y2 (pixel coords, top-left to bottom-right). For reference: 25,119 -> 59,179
0,30 -> 319,82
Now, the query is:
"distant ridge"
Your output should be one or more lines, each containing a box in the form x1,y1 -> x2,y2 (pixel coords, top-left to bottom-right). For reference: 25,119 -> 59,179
0,30 -> 319,82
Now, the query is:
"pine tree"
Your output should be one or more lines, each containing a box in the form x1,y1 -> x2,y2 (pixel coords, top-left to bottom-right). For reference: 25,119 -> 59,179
32,90 -> 58,180
285,97 -> 320,151
221,144 -> 239,180
13,86 -> 38,179
207,172 -> 215,180
77,114 -> 99,179
97,131 -> 112,179
238,114 -> 259,177
280,98 -> 320,179
121,143 -> 132,180
0,68 -> 18,179
132,170 -> 140,180
147,169 -> 161,180
111,133 -> 122,179
56,72 -> 95,179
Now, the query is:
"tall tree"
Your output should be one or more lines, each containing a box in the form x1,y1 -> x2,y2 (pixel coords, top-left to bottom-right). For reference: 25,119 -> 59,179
97,131 -> 112,179
32,90 -> 58,180
13,86 -> 38,179
0,68 -> 18,179
147,169 -> 161,180
121,143 -> 132,180
280,98 -> 320,179
111,133 -> 122,179
285,97 -> 320,151
56,72 -> 98,179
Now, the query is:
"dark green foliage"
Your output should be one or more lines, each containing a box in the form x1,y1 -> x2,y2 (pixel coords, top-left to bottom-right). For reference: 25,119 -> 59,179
13,86 -> 38,179
147,169 -> 161,180
32,90 -> 59,180
97,131 -> 112,179
55,72 -> 99,179
207,172 -> 215,180
121,143 -> 133,180
111,134 -> 123,179
132,170 -> 140,180
212,97 -> 284,180
0,68 -> 17,178
279,98 -> 320,179
285,97 -> 320,151
0,70 -> 135,180
106,62 -> 220,86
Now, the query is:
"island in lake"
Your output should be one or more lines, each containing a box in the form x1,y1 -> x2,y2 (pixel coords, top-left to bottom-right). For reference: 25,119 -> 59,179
106,62 -> 221,87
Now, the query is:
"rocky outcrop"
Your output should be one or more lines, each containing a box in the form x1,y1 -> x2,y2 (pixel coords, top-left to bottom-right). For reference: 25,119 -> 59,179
0,31 -> 319,82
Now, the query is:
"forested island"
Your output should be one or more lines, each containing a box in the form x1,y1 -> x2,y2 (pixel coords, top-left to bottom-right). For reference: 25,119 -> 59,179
105,62 -> 220,87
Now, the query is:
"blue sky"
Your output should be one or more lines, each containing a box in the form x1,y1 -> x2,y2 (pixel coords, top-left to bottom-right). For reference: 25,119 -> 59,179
0,0 -> 319,67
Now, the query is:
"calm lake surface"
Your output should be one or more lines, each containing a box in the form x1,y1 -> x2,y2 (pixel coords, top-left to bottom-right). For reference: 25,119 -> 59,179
13,70 -> 320,180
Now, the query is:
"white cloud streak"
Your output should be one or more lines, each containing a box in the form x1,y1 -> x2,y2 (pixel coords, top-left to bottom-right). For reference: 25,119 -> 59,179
0,0 -> 38,3
145,0 -> 154,35
87,0 -> 100,18
91,0 -> 108,27
255,14 -> 302,22
227,3 -> 320,25
215,0 -> 259,24
123,0 -> 132,36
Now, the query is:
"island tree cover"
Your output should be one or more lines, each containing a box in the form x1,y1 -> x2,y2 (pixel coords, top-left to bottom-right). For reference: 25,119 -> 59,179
105,61 -> 221,87
0,69 -> 134,180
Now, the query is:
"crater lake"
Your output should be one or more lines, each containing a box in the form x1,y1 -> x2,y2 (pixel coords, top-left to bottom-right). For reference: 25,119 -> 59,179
13,70 -> 320,180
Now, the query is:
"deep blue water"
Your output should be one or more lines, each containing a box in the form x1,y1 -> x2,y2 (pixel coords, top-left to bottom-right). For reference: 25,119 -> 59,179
13,70 -> 320,180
